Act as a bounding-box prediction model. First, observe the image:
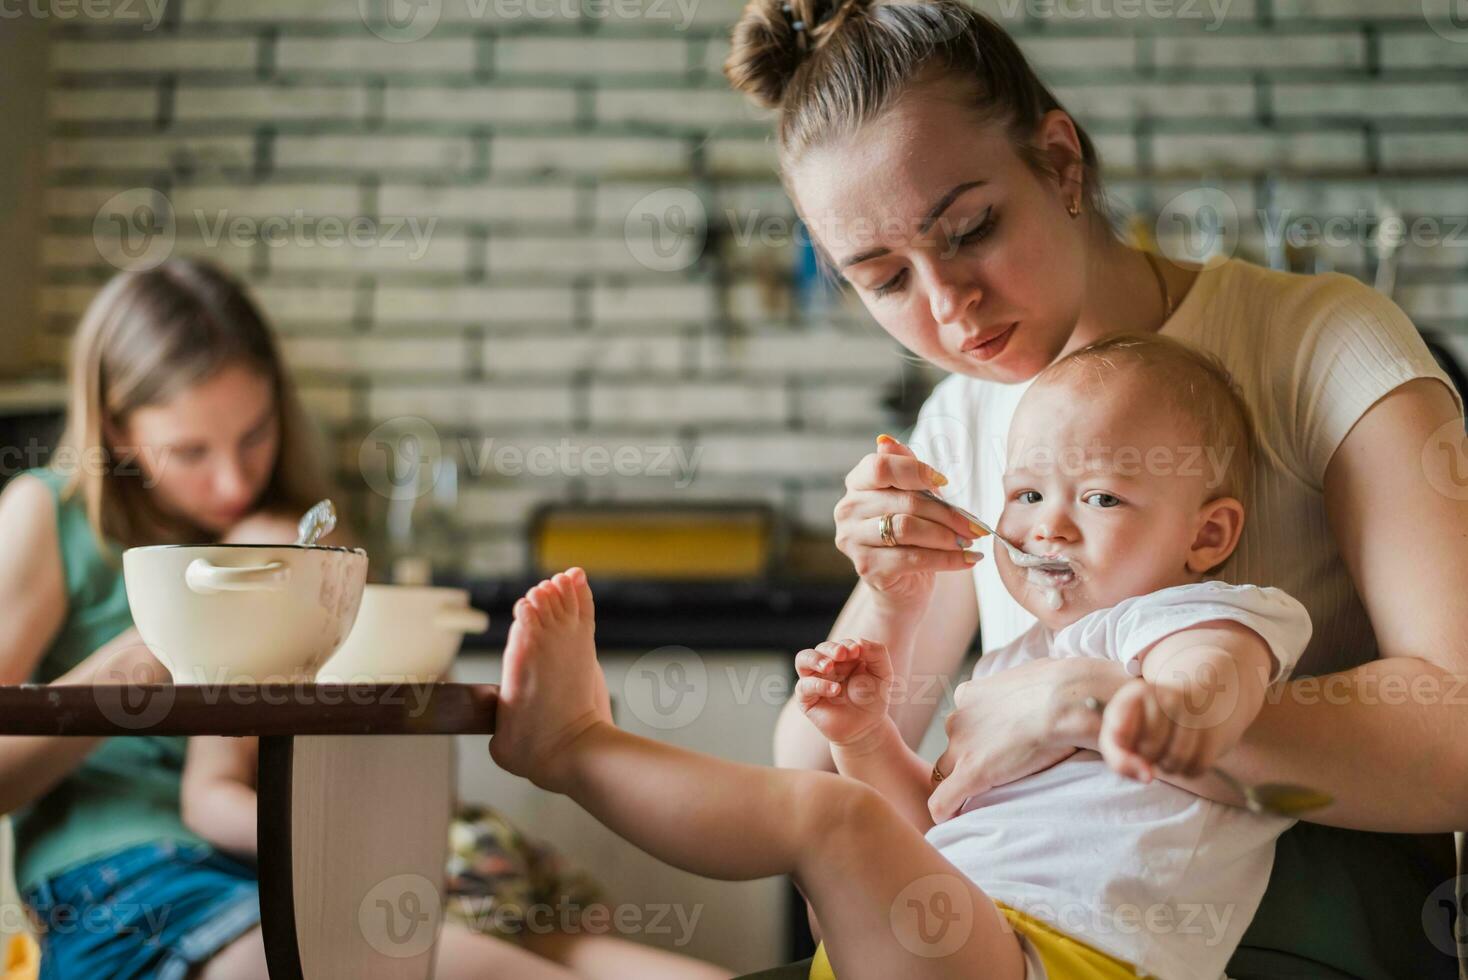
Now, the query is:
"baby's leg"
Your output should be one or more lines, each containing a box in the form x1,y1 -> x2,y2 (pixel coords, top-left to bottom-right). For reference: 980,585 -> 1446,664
490,570 -> 1027,980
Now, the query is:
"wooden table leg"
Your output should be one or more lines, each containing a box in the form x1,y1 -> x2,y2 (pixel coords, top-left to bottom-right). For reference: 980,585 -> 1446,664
258,734 -> 456,979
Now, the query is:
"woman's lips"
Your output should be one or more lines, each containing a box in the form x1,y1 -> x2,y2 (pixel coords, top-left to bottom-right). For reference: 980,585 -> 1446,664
962,322 -> 1017,362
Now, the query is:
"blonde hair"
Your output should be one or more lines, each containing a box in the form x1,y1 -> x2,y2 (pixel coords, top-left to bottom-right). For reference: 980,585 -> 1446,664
1037,333 -> 1257,503
724,0 -> 1108,220
54,258 -> 331,552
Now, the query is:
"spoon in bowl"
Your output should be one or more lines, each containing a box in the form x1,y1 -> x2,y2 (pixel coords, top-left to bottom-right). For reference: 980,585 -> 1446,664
1082,696 -> 1333,818
295,499 -> 338,547
918,489 -> 1074,574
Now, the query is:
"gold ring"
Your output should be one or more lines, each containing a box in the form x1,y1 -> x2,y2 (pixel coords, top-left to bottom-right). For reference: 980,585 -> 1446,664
931,763 -> 945,784
879,513 -> 897,548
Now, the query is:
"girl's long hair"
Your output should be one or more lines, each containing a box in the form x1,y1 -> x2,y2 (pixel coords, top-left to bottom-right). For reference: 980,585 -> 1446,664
54,258 -> 331,553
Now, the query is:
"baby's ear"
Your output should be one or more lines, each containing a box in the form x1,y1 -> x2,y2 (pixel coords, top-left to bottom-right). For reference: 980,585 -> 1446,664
1187,497 -> 1245,574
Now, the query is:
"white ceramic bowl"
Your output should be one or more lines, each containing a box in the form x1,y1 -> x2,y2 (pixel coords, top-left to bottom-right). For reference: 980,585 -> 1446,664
123,543 -> 369,684
316,584 -> 488,684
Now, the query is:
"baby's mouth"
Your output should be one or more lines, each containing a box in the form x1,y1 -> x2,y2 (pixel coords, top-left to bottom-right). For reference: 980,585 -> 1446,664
1022,563 -> 1079,611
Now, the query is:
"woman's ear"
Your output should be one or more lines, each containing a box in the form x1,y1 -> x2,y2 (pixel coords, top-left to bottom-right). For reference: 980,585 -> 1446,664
1034,109 -> 1085,200
1186,497 -> 1245,574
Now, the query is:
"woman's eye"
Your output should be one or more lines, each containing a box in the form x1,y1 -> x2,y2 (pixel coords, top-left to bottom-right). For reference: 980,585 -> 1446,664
951,210 -> 997,249
1016,490 -> 1042,505
173,448 -> 207,464
1084,492 -> 1121,508
872,269 -> 907,298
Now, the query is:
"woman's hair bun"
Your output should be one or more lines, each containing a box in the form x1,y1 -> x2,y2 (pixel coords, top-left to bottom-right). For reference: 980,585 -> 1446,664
725,0 -> 869,110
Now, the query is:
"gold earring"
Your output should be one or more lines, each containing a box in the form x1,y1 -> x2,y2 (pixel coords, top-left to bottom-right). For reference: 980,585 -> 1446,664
1067,198 -> 1081,218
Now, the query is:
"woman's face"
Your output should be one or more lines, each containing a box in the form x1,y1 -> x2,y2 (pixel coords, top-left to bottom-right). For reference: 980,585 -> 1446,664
788,79 -> 1091,384
117,362 -> 281,535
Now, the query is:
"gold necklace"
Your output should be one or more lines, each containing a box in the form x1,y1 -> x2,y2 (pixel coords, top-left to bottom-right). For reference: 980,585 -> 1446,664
1143,249 -> 1174,321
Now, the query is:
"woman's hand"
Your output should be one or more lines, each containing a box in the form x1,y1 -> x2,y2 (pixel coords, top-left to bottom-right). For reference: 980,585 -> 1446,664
928,655 -> 1128,822
833,434 -> 983,607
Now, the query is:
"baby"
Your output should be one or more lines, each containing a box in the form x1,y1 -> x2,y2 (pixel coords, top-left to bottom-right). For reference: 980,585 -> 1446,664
490,334 -> 1312,980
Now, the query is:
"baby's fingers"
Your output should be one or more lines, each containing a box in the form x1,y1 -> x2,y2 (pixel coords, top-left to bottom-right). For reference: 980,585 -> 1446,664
797,675 -> 843,702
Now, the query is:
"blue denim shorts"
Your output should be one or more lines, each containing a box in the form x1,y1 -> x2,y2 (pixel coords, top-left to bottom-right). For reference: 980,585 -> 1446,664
22,839 -> 261,980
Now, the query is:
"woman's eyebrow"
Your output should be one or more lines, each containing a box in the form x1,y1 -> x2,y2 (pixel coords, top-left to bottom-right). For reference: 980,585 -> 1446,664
836,179 -> 988,270
917,180 -> 986,235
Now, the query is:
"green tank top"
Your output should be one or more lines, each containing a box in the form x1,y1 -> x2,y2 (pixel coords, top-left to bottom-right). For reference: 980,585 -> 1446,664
10,468 -> 205,894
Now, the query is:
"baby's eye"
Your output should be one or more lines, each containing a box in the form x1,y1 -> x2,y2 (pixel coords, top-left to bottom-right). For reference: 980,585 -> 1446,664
1016,490 -> 1042,505
1084,492 -> 1121,508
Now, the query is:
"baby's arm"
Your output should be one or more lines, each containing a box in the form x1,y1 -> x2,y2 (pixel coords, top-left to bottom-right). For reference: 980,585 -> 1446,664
1100,620 -> 1275,785
797,639 -> 936,832
180,735 -> 260,858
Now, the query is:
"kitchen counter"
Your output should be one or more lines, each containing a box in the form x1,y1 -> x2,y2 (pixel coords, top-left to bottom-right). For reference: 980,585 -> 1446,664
0,376 -> 65,414
448,575 -> 875,654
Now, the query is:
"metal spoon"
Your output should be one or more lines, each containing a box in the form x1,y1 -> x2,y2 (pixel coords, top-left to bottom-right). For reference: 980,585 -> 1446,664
918,489 -> 1074,573
295,499 -> 338,547
1083,696 -> 1332,818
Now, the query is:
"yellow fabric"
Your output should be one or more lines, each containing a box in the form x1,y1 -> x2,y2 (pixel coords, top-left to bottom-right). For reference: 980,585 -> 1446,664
3,934 -> 39,980
809,902 -> 1145,979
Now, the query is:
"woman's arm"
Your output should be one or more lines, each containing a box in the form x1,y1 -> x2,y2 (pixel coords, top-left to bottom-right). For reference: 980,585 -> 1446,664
181,736 -> 259,857
0,476 -> 171,814
1222,378 -> 1468,831
1039,379 -> 1468,831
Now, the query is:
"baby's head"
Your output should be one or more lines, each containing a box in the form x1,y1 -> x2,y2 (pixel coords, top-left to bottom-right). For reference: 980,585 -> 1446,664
996,333 -> 1256,629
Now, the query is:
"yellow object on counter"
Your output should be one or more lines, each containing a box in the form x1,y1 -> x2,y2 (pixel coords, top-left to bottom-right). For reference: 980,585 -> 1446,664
534,509 -> 772,579
808,901 -> 1146,979
4,934 -> 39,980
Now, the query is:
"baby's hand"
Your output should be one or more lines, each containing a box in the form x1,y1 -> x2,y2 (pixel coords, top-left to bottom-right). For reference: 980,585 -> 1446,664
796,639 -> 893,749
1099,678 -> 1229,783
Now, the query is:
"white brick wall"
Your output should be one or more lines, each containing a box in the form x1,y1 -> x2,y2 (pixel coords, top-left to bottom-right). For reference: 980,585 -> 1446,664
38,6 -> 1468,574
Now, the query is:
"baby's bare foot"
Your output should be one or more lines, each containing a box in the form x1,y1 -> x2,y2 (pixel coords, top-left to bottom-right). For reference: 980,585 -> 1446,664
490,568 -> 612,793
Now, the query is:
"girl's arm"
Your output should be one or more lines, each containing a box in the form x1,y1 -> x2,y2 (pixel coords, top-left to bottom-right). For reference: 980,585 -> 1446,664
0,476 -> 171,814
181,735 -> 259,857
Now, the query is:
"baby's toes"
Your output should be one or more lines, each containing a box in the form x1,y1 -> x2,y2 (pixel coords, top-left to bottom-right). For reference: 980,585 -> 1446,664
547,572 -> 575,619
568,567 -> 595,621
526,580 -> 556,616
513,596 -> 538,626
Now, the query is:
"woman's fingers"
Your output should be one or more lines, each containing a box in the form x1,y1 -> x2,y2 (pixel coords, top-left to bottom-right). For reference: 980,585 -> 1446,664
845,448 -> 950,496
838,487 -> 982,543
928,748 -> 991,823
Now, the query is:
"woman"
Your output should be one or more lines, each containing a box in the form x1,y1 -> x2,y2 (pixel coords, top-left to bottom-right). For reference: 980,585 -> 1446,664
734,1 -> 1468,976
0,260 -> 727,980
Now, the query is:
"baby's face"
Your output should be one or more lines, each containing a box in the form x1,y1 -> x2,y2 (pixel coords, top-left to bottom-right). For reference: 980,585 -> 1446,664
995,375 -> 1231,629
